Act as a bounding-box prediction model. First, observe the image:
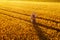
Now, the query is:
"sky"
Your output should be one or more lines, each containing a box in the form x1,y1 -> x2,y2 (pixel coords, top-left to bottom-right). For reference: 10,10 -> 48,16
0,0 -> 60,2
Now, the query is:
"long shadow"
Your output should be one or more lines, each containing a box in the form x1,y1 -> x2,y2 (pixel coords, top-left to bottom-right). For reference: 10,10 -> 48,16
0,8 -> 60,24
0,12 -> 60,33
32,22 -> 50,40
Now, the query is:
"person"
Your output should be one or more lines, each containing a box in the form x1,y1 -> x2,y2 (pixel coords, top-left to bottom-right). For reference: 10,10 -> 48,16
31,12 -> 36,24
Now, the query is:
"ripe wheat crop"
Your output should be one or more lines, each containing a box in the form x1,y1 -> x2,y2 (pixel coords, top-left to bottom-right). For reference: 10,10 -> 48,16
0,1 -> 60,40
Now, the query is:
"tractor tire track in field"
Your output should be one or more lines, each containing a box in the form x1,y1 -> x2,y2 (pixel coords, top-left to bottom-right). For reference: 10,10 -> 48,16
0,11 -> 60,32
0,8 -> 59,29
0,8 -> 60,29
0,8 -> 60,24
0,12 -> 50,40
0,7 -> 60,32
0,7 -> 60,40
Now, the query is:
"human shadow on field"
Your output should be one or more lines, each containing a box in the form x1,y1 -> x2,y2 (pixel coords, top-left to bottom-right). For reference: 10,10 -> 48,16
32,21 -> 50,40
31,13 -> 50,40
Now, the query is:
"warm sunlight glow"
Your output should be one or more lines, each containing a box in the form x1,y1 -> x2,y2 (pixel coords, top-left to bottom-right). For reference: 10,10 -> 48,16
0,0 -> 60,40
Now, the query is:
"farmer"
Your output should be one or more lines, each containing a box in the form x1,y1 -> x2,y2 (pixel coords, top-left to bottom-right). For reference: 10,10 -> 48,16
31,12 -> 36,24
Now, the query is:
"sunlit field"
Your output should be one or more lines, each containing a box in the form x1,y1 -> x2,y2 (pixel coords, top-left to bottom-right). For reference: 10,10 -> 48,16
0,1 -> 60,40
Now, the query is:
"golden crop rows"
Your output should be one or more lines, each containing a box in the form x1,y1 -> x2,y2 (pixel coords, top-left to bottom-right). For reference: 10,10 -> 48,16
0,1 -> 60,40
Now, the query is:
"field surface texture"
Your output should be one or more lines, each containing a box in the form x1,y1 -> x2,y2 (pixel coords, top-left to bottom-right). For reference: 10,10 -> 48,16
0,1 -> 60,40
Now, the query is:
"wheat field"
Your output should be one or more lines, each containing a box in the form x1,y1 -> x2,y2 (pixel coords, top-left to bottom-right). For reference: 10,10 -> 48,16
0,1 -> 60,40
